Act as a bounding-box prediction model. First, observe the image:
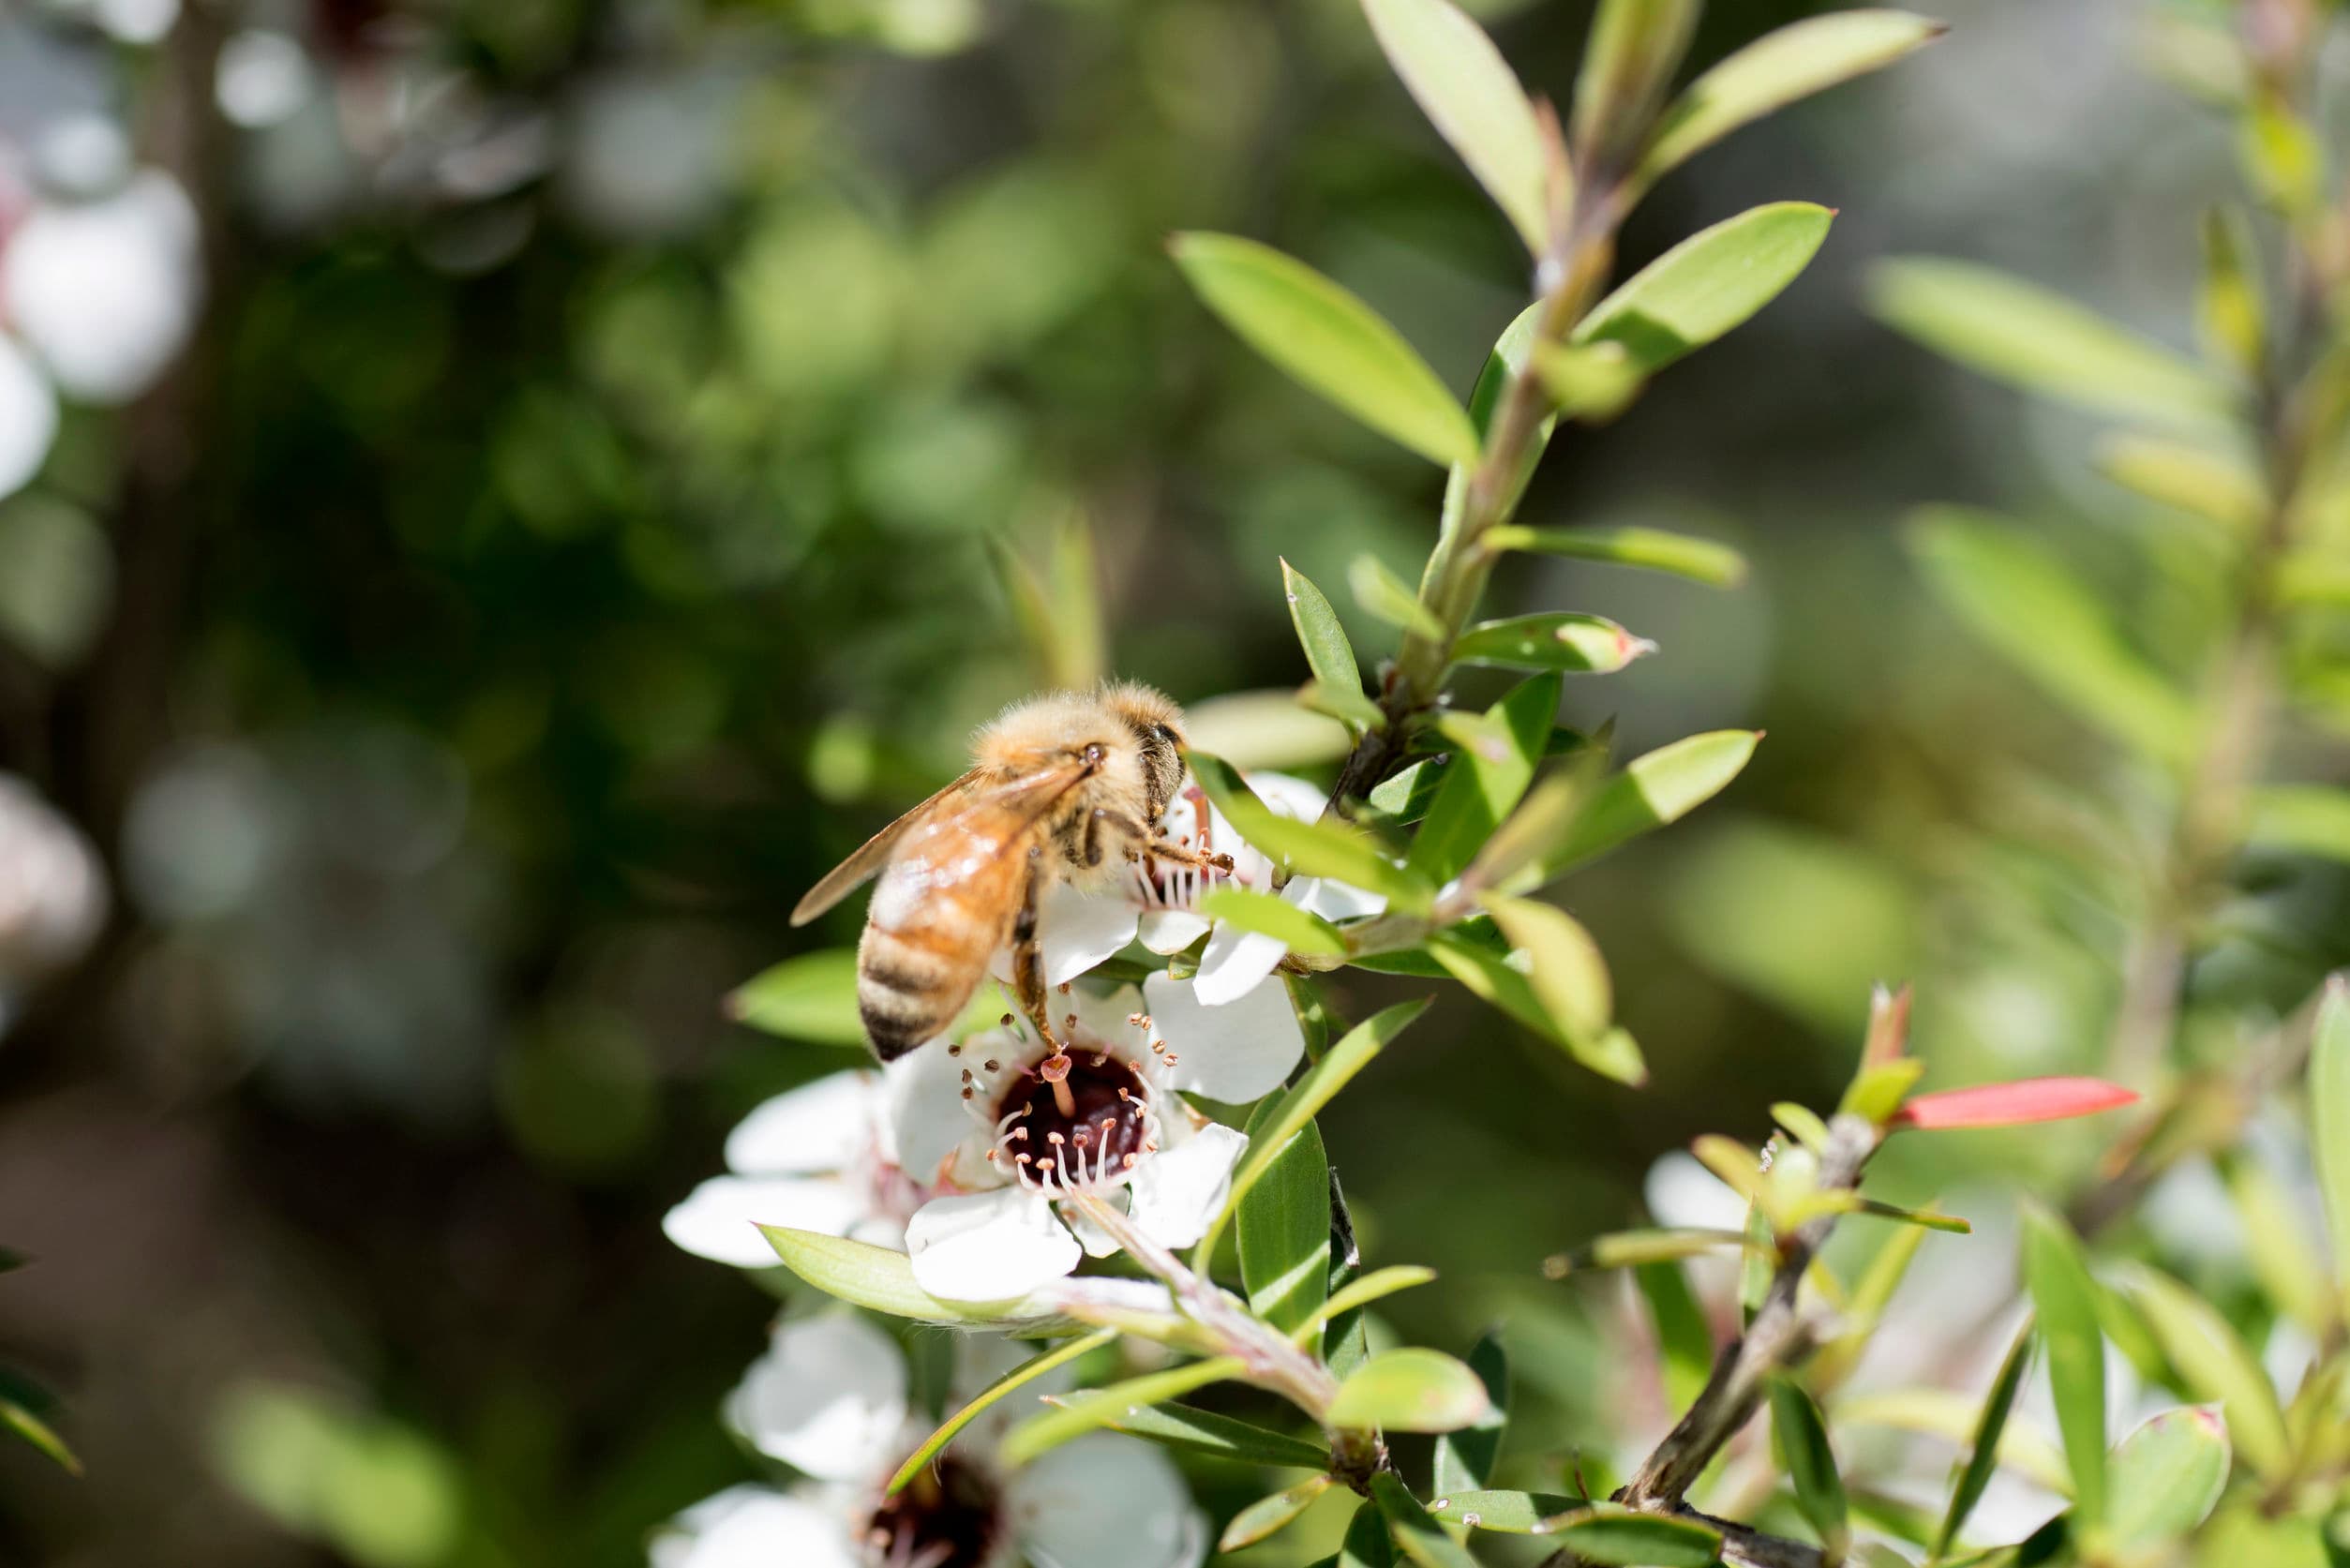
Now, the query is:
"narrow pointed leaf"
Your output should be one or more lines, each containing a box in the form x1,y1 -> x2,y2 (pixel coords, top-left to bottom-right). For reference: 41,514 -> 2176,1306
1200,889 -> 1349,956
1340,1498 -> 1400,1568
1543,1226 -> 1750,1275
1485,894 -> 1623,1068
1545,1506 -> 1722,1565
1413,674 -> 1560,882
1487,524 -> 1745,585
1431,1332 -> 1507,1496
1374,1472 -> 1483,1568
1850,1198 -> 1971,1233
1572,0 -> 1700,173
1238,1116 -> 1333,1335
0,1399 -> 80,1476
2118,1263 -> 2290,1480
1172,232 -> 1478,467
2022,1205 -> 2107,1523
1576,203 -> 1834,376
1441,303 -> 1552,539
1769,1376 -> 1849,1553
1189,753 -> 1434,911
1362,0 -> 1549,251
1222,1474 -> 1338,1553
886,1330 -> 1115,1495
1908,508 -> 2195,765
1521,730 -> 1760,883
1005,1357 -> 1248,1465
1098,1401 -> 1330,1469
2316,977 -> 2350,1301
1328,1349 -> 1493,1433
1295,1265 -> 1440,1345
1283,558 -> 1368,718
1871,258 -> 2234,426
2248,786 -> 2350,864
727,949 -> 864,1044
1637,10 -> 1947,191
1452,613 -> 1654,673
1426,1490 -> 1584,1532
1350,552 -> 1445,638
1891,1077 -> 2138,1130
2109,1405 -> 2230,1549
2222,1152 -> 2335,1337
2095,436 -> 2264,530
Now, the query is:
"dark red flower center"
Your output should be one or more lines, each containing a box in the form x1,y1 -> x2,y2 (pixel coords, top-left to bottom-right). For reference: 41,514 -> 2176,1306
991,1049 -> 1154,1192
863,1456 -> 1001,1568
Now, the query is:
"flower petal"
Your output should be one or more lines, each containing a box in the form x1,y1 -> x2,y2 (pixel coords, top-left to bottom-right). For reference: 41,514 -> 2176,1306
1037,879 -> 1140,987
653,1486 -> 861,1568
1137,908 -> 1211,954
664,1175 -> 872,1267
0,335 -> 57,503
1144,970 -> 1306,1103
1243,769 -> 1329,822
1192,920 -> 1286,1008
886,1039 -> 986,1181
1014,1434 -> 1209,1568
1295,874 -> 1385,923
1128,1122 -> 1248,1250
1067,983 -> 1146,1049
906,1187 -> 1083,1302
726,1313 -> 908,1482
1061,1187 -> 1133,1259
724,1070 -> 882,1174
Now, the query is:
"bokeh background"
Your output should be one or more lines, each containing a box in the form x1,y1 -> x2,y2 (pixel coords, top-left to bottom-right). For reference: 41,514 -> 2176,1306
0,0 -> 2333,1562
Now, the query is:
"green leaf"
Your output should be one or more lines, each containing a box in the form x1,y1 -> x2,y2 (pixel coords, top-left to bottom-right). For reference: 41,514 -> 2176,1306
1634,1259 -> 1714,1411
2118,1262 -> 2290,1480
2222,1151 -> 2336,1337
885,1330 -> 1115,1496
1850,1197 -> 1970,1234
1535,340 -> 1645,421
2022,1204 -> 2108,1524
2317,978 -> 2350,1305
1340,1498 -> 1400,1568
726,950 -> 865,1045
1239,1116 -> 1334,1336
2248,786 -> 2350,864
1431,1332 -> 1507,1497
2199,207 -> 2266,379
1636,10 -> 1947,192
1576,203 -> 1834,377
1426,1490 -> 1584,1532
1365,758 -> 1451,824
2109,1405 -> 2231,1550
1350,553 -> 1445,639
1441,303 -> 1554,539
1200,889 -> 1349,957
1769,1376 -> 1849,1555
1187,691 -> 1356,769
1171,232 -> 1478,468
1543,1226 -> 1750,1275
1452,613 -> 1654,674
1190,753 -> 1435,912
1197,998 -> 1431,1265
1283,558 -> 1369,720
0,1397 -> 80,1476
1938,1325 -> 2043,1556
1361,0 -> 1550,252
1572,0 -> 1699,174
1908,508 -> 2195,765
1097,1401 -> 1330,1469
762,1227 -> 1066,1326
1003,1356 -> 1247,1465
1774,1101 -> 1832,1152
1544,1505 -> 1722,1565
1838,1058 -> 1925,1126
1518,729 -> 1761,884
1323,1175 -> 1374,1378
1484,894 -> 1642,1083
2095,435 -> 2264,531
1412,674 -> 1560,882
1486,524 -> 1746,585
1373,1472 -> 1483,1568
1328,1349 -> 1494,1433
1869,258 -> 2235,427
1222,1474 -> 1338,1553
1296,1265 -> 1439,1345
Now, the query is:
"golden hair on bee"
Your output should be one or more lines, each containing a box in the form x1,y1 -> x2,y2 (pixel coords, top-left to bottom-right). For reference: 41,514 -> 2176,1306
790,682 -> 1226,1064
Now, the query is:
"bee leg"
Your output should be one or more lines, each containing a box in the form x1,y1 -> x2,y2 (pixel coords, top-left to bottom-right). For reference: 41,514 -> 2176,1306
1011,875 -> 1079,1118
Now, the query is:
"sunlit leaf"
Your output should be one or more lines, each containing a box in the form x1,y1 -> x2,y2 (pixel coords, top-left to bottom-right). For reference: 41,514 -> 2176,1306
1485,893 -> 1638,1082
1351,553 -> 1446,640
1004,1357 -> 1247,1465
1190,753 -> 1434,911
1171,232 -> 1479,468
2317,978 -> 2350,1304
727,950 -> 864,1045
1572,0 -> 1699,174
1518,730 -> 1761,884
1535,340 -> 1644,421
1239,1115 -> 1333,1336
1283,559 -> 1370,724
1486,524 -> 1746,585
1576,203 -> 1834,377
1221,1474 -> 1338,1553
0,1398 -> 80,1476
1935,1325 -> 2042,1557
1327,1349 -> 1493,1433
1364,758 -> 1451,825
885,1331 -> 1114,1496
1544,1505 -> 1722,1566
2118,1262 -> 2290,1480
1542,1226 -> 1750,1276
1890,1076 -> 2138,1130
1374,1471 -> 1483,1568
1871,258 -> 2234,426
1441,303 -> 1553,538
1186,691 -> 1356,770
2249,786 -> 2350,865
1774,1101 -> 1831,1152
1296,1265 -> 1440,1346
1200,889 -> 1348,957
1769,1376 -> 1849,1556
1098,1401 -> 1329,1469
1361,0 -> 1549,251
1908,508 -> 2195,765
2022,1204 -> 2107,1523
1452,613 -> 1654,674
1430,1332 -> 1507,1497
2110,1405 -> 2231,1550
2095,435 -> 2264,530
1413,674 -> 1560,882
1636,10 -> 1947,192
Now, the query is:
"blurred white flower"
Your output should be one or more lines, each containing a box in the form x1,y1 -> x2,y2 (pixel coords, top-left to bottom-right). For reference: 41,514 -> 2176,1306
0,335 -> 57,501
4,170 -> 201,402
655,1314 -> 1206,1568
1031,769 -> 1382,1006
0,772 -> 106,1027
662,1068 -> 930,1266
897,980 -> 1297,1303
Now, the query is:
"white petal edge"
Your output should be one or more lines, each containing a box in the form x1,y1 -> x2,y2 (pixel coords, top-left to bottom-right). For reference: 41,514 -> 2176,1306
1036,879 -> 1140,987
1128,1122 -> 1248,1250
1143,969 -> 1306,1103
886,1038 -> 985,1181
1191,919 -> 1285,1008
1014,1434 -> 1207,1568
652,1486 -> 862,1568
724,1070 -> 883,1174
726,1313 -> 909,1482
663,1175 -> 871,1267
1137,908 -> 1211,954
0,335 -> 57,502
906,1187 -> 1083,1303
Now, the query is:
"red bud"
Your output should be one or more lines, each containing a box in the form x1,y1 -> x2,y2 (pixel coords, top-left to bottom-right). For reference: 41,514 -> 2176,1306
1889,1076 -> 2138,1131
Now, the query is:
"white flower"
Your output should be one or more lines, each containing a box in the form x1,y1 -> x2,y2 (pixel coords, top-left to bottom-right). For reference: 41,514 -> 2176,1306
655,1314 -> 1207,1568
896,982 -> 1303,1303
663,1068 -> 929,1266
0,772 -> 107,1031
1030,769 -> 1384,1007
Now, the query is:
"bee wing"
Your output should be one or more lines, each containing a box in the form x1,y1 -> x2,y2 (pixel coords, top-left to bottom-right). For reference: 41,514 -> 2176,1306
789,769 -> 984,926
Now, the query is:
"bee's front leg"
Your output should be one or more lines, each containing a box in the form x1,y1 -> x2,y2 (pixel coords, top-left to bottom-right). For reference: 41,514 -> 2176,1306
1010,867 -> 1079,1118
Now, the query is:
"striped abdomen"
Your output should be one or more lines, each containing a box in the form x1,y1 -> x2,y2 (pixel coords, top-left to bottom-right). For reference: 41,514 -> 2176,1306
856,829 -> 1030,1060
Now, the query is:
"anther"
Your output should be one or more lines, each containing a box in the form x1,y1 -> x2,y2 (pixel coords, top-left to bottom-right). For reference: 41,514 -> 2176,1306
948,1042 -> 962,1056
984,1059 -> 1000,1073
1000,1012 -> 1014,1027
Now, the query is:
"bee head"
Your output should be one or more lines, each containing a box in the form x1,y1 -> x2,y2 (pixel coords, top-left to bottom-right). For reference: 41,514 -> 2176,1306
1100,681 -> 1189,819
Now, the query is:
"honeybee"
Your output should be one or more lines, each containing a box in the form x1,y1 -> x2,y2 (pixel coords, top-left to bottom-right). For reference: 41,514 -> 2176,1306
791,683 -> 1234,1067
